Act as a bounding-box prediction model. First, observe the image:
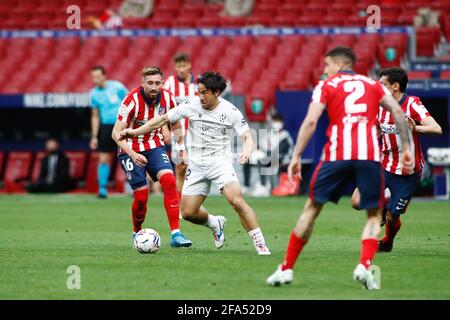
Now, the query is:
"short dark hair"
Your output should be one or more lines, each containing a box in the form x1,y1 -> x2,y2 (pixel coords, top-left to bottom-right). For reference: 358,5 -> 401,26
379,67 -> 408,92
174,52 -> 190,63
271,112 -> 284,122
197,71 -> 227,94
141,66 -> 163,78
325,46 -> 356,67
91,65 -> 106,75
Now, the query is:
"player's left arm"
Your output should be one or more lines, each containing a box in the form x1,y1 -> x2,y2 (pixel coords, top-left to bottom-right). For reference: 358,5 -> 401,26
238,130 -> 253,165
407,115 -> 442,135
406,98 -> 442,135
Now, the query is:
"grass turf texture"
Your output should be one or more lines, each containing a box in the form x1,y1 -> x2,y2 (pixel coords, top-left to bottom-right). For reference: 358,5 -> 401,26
0,195 -> 449,300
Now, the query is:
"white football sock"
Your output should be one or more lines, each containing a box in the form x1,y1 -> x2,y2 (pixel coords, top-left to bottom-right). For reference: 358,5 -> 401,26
248,228 -> 266,247
203,214 -> 219,233
171,229 -> 180,235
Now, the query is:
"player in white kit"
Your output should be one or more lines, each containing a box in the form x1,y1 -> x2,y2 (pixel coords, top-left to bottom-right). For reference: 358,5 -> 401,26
119,71 -> 271,255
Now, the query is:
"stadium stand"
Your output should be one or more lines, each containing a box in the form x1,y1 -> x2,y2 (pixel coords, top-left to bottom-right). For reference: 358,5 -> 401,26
1,0 -> 450,194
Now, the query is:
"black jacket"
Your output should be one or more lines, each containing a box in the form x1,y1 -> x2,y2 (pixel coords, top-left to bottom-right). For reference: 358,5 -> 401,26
38,151 -> 70,184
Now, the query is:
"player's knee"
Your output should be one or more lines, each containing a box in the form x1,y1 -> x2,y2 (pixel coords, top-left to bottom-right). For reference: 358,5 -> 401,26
133,189 -> 148,208
351,201 -> 361,210
229,196 -> 245,211
159,173 -> 176,191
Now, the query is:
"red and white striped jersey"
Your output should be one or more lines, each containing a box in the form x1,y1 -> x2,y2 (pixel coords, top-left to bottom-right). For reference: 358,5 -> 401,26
117,86 -> 176,153
379,95 -> 430,175
164,74 -> 198,134
164,74 -> 198,103
311,71 -> 390,162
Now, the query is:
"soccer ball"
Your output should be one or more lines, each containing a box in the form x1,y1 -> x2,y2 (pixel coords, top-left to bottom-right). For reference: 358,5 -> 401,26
134,228 -> 161,254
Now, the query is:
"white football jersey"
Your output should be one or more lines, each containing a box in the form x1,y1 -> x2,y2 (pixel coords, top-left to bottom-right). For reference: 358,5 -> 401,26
167,96 -> 249,164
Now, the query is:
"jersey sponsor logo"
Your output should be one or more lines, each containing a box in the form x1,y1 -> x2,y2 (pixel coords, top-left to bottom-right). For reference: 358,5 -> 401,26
158,105 -> 165,115
342,115 -> 368,124
380,123 -> 399,134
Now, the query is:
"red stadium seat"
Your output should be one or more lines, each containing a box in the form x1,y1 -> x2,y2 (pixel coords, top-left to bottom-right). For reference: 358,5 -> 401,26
85,152 -> 115,194
206,37 -> 230,52
4,152 -> 33,193
114,160 -> 127,193
0,152 -> 5,182
31,152 -> 46,183
66,151 -> 88,182
232,36 -> 255,52
279,77 -> 310,91
440,71 -> 450,80
408,71 -> 432,80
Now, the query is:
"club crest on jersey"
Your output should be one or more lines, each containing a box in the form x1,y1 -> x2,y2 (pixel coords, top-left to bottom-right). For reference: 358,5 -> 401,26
158,105 -> 165,115
219,114 -> 226,123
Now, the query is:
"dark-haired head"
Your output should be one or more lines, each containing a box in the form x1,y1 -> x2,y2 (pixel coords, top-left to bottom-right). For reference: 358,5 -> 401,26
141,66 -> 164,99
379,67 -> 408,94
196,71 -> 227,109
173,52 -> 192,81
91,65 -> 107,87
323,46 -> 356,78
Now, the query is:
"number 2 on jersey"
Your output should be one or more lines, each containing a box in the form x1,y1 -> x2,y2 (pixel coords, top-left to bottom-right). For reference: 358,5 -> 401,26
343,81 -> 367,114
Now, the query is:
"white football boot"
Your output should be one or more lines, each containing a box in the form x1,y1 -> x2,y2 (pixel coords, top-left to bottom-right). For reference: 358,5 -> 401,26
266,265 -> 294,286
213,215 -> 227,249
353,264 -> 379,290
256,244 -> 271,255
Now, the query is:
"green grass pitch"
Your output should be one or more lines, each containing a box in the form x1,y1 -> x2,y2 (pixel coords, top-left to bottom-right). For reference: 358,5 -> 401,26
0,194 -> 449,299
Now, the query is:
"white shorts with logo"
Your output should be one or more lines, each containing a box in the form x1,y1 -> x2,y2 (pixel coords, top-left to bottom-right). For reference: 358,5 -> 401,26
182,160 -> 240,196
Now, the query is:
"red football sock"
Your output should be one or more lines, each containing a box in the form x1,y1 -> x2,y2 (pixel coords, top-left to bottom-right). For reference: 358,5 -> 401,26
160,173 -> 180,232
382,218 -> 401,243
281,231 -> 307,271
360,238 -> 378,269
132,189 -> 148,233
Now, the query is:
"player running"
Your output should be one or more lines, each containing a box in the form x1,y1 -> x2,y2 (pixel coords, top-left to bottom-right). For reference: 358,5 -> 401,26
351,67 -> 442,252
89,65 -> 128,199
111,67 -> 192,248
266,47 -> 412,289
164,52 -> 198,206
120,71 -> 271,255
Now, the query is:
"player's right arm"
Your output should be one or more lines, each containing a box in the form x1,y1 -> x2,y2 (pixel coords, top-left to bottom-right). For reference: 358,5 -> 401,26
111,120 -> 147,167
288,101 -> 326,181
120,114 -> 171,139
111,94 -> 147,166
380,94 -> 413,172
120,100 -> 191,140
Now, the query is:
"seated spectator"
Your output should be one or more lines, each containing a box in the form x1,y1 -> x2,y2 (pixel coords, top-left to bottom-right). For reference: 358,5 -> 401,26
87,9 -> 123,29
243,113 -> 294,197
119,0 -> 154,18
27,138 -> 75,193
221,0 -> 254,17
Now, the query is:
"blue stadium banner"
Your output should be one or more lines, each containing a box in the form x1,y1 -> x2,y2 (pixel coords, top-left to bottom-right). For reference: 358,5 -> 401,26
0,93 -> 91,108
0,26 -> 413,39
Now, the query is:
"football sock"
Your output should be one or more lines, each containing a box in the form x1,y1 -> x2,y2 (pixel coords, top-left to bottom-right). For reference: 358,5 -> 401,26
360,238 -> 378,269
160,173 -> 180,232
171,229 -> 180,235
248,228 -> 266,247
383,218 -> 401,243
281,231 -> 307,271
203,214 -> 219,233
132,189 -> 148,233
98,163 -> 110,196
